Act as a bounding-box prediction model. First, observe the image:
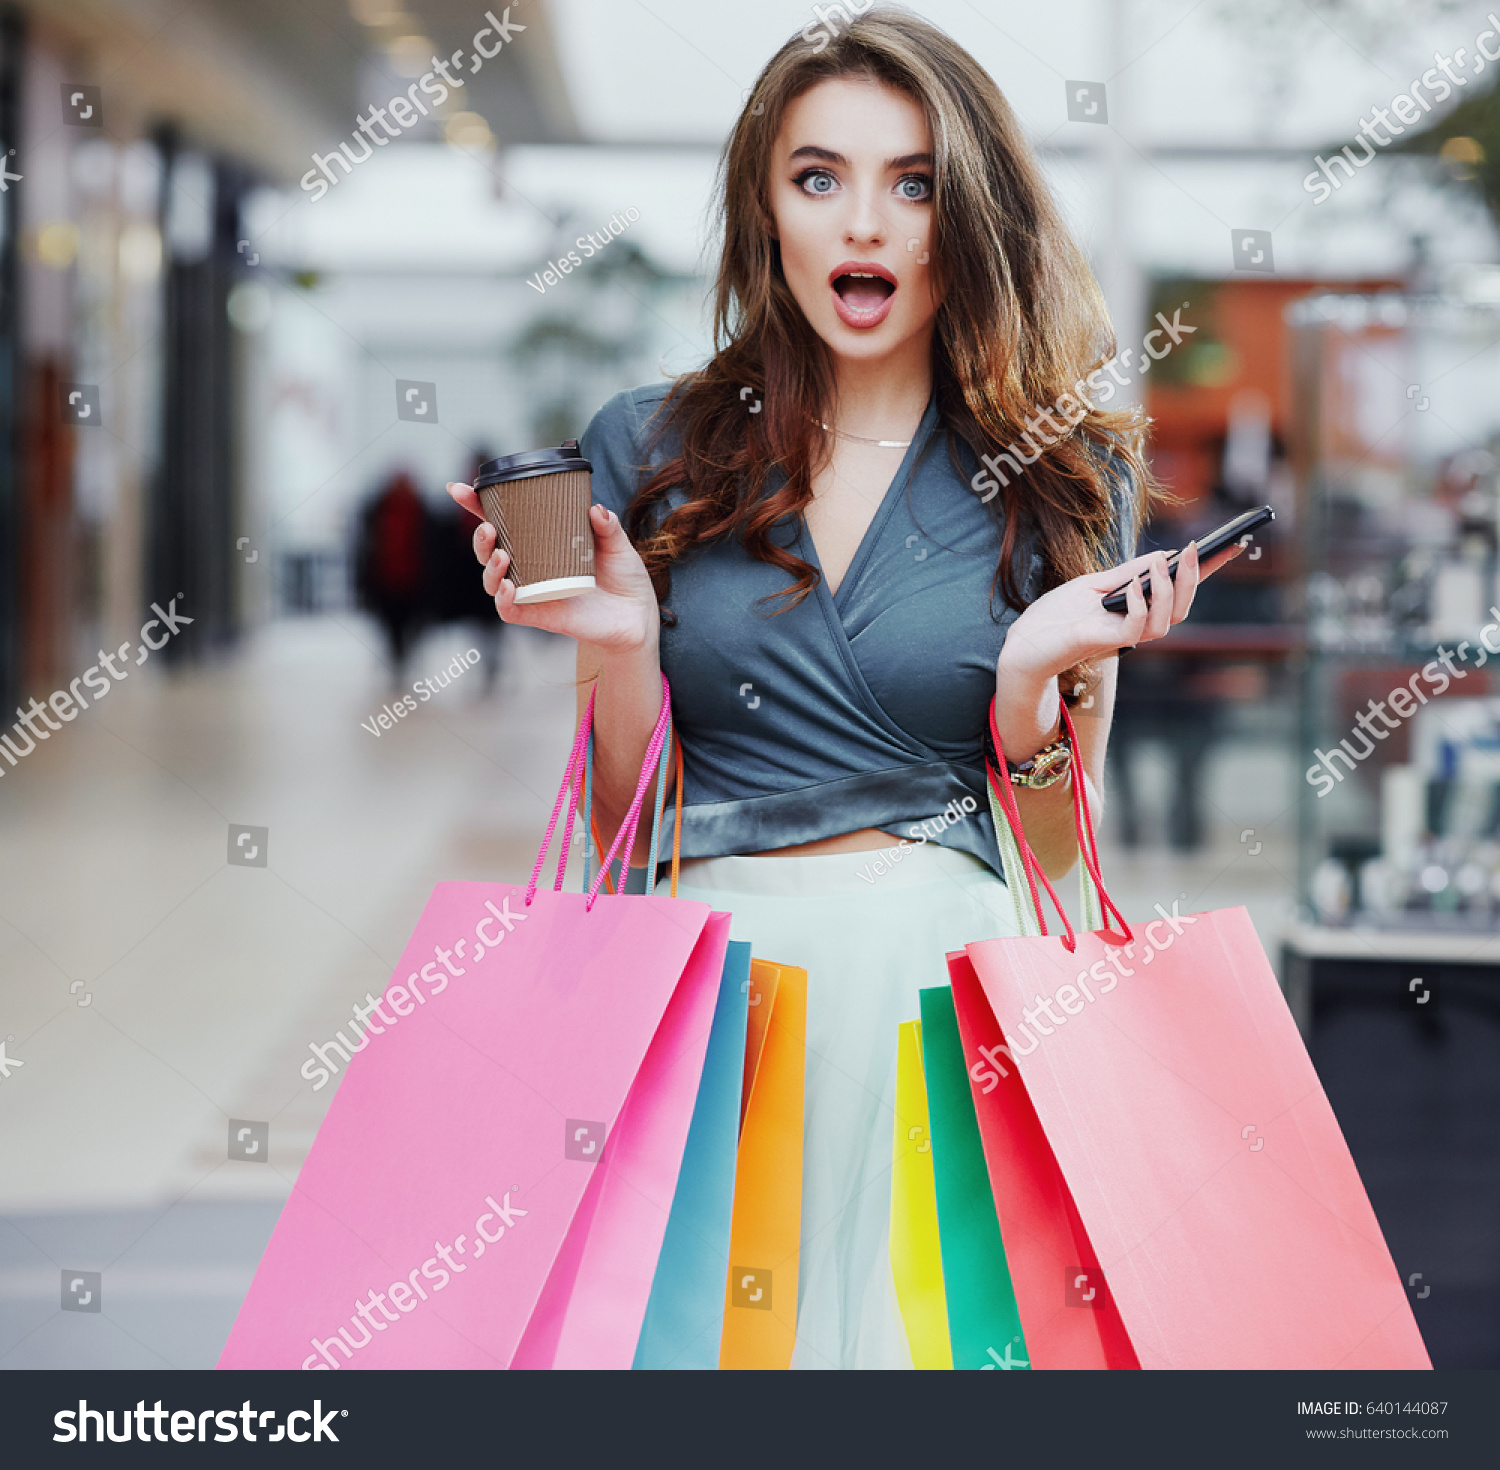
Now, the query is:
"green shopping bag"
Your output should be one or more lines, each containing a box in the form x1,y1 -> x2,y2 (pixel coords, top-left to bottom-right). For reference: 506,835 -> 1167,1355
918,985 -> 1030,1370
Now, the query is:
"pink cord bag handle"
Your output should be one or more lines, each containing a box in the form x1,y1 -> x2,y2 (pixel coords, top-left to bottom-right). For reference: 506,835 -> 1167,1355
986,696 -> 1132,952
526,673 -> 674,911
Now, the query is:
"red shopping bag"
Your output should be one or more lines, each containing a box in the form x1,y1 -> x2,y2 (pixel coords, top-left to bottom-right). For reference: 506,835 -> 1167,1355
955,698 -> 1429,1370
948,948 -> 1137,1370
221,678 -> 731,1369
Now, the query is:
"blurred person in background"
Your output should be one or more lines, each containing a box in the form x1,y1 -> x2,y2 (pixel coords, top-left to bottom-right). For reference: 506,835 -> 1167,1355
425,448 -> 505,696
354,468 -> 431,689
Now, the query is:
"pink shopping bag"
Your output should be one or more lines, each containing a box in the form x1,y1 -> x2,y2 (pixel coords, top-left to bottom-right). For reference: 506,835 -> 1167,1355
220,678 -> 729,1369
960,698 -> 1429,1370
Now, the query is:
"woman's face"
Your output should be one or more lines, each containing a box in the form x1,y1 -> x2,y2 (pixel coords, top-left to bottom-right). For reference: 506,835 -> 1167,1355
768,75 -> 939,370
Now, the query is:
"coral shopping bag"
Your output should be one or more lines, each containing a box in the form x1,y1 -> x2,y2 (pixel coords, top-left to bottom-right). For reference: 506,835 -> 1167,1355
956,697 -> 1430,1371
220,677 -> 730,1369
719,957 -> 806,1370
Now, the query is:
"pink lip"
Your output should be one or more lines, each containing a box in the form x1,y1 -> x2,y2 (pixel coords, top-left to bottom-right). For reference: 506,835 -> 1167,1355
828,259 -> 897,330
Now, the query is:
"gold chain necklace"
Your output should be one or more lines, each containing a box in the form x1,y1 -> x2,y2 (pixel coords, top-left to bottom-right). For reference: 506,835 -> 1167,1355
815,418 -> 913,449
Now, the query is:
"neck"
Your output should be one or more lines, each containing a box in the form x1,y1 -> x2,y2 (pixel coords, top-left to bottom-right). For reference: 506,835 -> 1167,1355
825,333 -> 933,439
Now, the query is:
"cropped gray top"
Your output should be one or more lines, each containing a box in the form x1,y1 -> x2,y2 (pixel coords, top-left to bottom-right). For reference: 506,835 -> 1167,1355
581,383 -> 1134,877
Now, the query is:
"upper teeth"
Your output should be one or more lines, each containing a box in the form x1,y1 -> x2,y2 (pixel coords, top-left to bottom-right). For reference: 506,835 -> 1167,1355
848,272 -> 876,277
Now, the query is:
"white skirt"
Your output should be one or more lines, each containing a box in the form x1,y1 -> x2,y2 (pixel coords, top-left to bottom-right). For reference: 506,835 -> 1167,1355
675,840 -> 1022,1370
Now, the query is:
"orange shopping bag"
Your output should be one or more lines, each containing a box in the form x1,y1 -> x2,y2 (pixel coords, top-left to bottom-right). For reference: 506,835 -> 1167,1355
719,957 -> 805,1369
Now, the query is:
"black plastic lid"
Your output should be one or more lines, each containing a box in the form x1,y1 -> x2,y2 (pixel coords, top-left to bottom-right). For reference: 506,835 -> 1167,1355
474,440 -> 592,488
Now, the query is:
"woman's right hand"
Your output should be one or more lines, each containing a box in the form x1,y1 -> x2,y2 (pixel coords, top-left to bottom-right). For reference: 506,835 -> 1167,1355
445,485 -> 661,654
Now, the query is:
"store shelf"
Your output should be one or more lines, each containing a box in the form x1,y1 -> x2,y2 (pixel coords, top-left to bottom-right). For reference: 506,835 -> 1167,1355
1281,921 -> 1500,964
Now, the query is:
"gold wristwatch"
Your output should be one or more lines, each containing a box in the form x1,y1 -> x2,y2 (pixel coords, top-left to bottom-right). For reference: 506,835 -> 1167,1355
1006,734 -> 1072,789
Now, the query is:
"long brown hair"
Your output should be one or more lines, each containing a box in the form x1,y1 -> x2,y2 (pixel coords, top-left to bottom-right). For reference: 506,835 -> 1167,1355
626,7 -> 1153,666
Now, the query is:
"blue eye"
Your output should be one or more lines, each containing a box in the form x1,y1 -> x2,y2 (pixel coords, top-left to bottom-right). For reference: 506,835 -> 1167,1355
896,175 -> 932,201
794,168 -> 838,196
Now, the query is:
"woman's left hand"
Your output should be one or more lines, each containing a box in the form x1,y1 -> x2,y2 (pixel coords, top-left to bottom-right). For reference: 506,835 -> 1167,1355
997,540 -> 1242,686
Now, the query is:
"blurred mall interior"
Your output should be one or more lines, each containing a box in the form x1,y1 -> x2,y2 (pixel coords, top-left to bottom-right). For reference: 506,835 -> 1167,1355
1,0 -> 1498,1368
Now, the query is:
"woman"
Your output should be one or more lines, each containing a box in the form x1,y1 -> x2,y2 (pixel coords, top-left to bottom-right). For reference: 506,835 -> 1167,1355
449,10 -> 1236,1368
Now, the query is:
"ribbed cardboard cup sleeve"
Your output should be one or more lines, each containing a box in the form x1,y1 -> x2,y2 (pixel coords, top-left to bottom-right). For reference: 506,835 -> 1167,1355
477,470 -> 594,590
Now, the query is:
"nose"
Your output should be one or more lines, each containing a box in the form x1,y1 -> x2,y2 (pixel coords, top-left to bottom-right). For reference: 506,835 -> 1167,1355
842,185 -> 887,250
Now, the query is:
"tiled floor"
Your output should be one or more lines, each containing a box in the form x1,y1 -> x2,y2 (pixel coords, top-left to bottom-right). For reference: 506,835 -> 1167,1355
0,614 -> 1305,1367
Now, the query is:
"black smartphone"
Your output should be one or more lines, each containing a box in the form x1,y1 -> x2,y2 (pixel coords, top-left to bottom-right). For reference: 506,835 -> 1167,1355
1100,505 -> 1275,615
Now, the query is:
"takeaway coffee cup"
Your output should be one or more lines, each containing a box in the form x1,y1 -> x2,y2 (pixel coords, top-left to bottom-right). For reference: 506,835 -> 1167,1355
473,441 -> 596,604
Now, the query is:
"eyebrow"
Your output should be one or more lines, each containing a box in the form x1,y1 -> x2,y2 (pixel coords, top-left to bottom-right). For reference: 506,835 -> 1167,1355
788,145 -> 934,169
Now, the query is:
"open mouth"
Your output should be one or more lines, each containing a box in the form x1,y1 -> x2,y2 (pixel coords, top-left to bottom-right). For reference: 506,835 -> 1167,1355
829,261 -> 897,327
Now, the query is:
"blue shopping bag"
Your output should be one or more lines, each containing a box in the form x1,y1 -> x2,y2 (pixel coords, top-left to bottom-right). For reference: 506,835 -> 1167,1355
633,940 -> 752,1369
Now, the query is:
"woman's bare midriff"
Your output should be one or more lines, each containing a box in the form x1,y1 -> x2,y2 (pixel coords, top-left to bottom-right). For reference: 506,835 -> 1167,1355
753,828 -> 894,857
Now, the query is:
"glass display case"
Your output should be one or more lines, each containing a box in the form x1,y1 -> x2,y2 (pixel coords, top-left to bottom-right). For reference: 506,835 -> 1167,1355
1289,284 -> 1500,932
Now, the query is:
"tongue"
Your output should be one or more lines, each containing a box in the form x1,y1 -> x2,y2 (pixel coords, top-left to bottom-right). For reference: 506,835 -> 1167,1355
839,278 -> 891,312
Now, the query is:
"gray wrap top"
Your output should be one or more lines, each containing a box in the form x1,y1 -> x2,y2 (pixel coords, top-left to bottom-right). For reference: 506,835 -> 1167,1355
580,383 -> 1135,878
